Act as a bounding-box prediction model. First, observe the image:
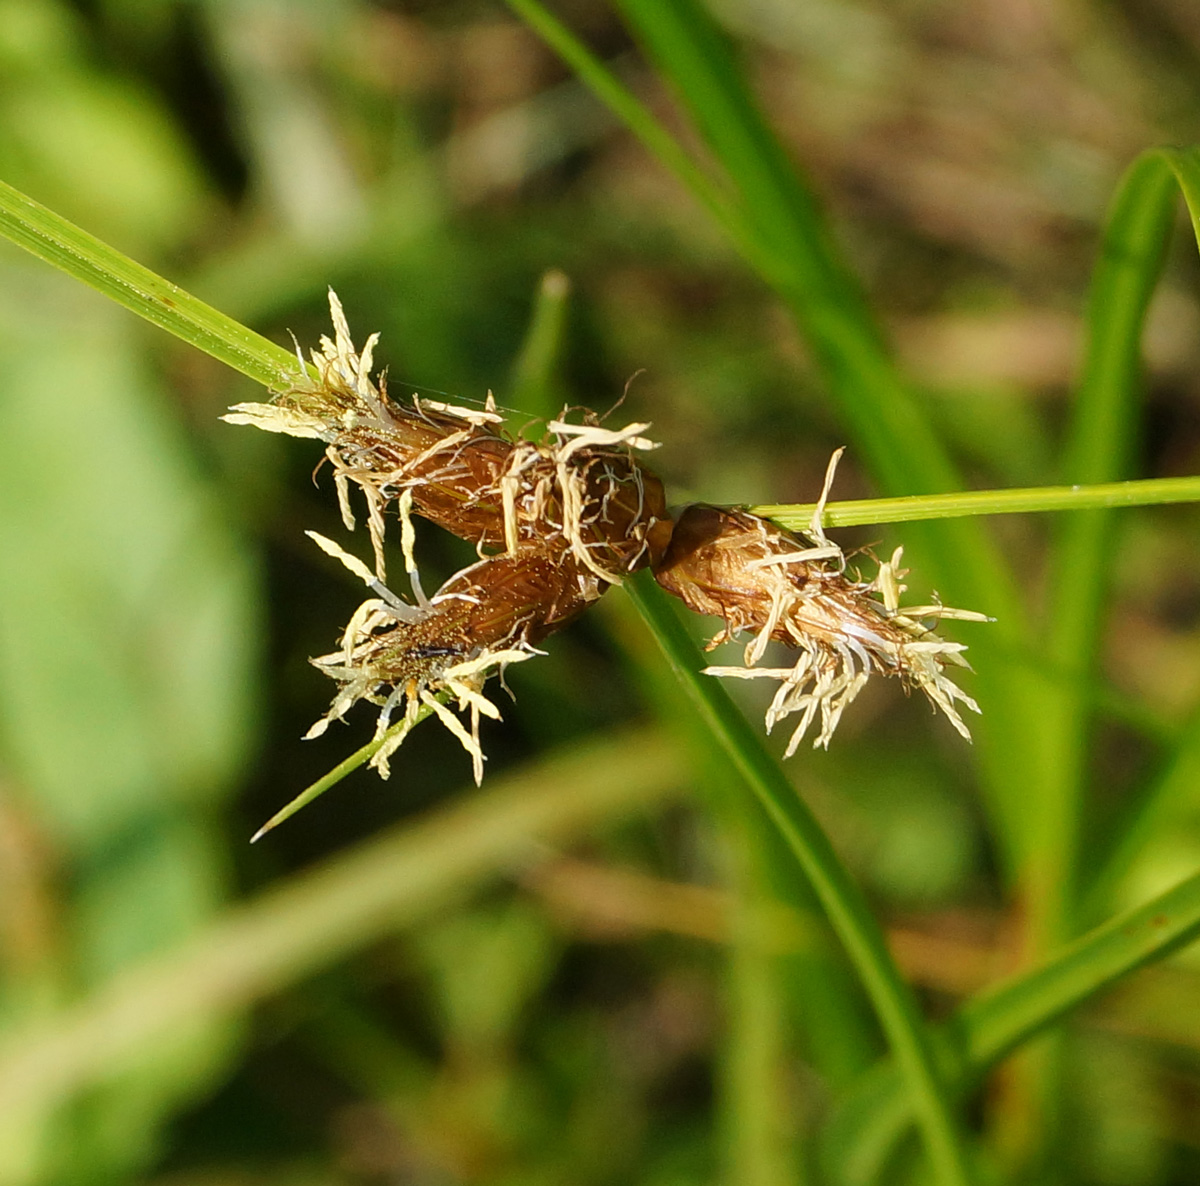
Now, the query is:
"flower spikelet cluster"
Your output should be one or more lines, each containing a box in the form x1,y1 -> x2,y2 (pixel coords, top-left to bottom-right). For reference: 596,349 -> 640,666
226,292 -> 987,787
653,452 -> 988,751
225,291 -> 671,781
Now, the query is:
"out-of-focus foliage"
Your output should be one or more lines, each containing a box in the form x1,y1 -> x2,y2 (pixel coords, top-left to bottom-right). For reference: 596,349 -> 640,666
2,1 -> 1200,1184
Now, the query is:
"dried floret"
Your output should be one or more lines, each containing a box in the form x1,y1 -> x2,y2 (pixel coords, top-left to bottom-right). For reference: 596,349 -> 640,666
225,290 -> 673,583
653,454 -> 988,751
306,539 -> 601,782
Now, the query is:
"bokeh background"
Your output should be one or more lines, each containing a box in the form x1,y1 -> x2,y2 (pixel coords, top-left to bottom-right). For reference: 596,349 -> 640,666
2,0 -> 1200,1183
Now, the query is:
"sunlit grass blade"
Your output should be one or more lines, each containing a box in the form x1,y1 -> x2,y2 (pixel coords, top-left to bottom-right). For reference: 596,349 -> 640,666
1076,146 -> 1200,915
751,475 -> 1200,530
1007,145 -> 1182,1167
508,268 -> 573,420
624,571 -> 977,1186
250,707 -> 435,842
0,178 -> 302,390
1031,150 -> 1178,955
1163,146 -> 1200,241
609,0 -> 868,305
503,0 -> 764,266
823,865 -> 1200,1182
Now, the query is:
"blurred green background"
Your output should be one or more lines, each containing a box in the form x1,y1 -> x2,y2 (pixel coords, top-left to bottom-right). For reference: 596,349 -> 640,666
3,0 -> 1200,1183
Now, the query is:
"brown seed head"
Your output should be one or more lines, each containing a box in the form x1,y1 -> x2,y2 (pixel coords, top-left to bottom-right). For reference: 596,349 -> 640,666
226,291 -> 671,582
655,504 -> 985,750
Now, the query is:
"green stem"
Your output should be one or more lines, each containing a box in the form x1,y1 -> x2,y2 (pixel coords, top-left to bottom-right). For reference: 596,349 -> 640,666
750,475 -> 1200,530
625,572 -> 976,1186
824,865 -> 1200,1183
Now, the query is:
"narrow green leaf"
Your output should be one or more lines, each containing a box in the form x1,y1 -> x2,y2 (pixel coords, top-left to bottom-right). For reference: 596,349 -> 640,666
624,572 -> 977,1186
824,865 -> 1200,1183
1162,146 -> 1200,246
1029,151 -> 1178,962
957,868 -> 1200,1066
751,475 -> 1200,530
503,0 -> 765,269
1007,147 -> 1183,1160
0,178 -> 302,390
508,268 -> 573,421
1079,146 -> 1200,914
249,706 -> 435,842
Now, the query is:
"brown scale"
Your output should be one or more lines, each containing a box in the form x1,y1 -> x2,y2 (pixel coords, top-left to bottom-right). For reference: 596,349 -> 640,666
334,400 -> 672,572
269,370 -> 672,578
652,504 -> 848,645
351,546 -> 600,692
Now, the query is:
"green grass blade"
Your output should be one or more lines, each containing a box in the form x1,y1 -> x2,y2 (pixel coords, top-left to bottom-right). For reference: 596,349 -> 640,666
1031,151 -> 1178,955
508,268 -> 573,421
751,475 -> 1200,529
1006,149 -> 1182,1164
609,0 -> 867,307
502,0 -> 763,267
624,571 -> 977,1186
825,865 -> 1200,1182
1078,147 -> 1200,913
249,706 -> 435,842
957,868 -> 1200,1066
1163,146 -> 1200,243
0,178 -> 302,390
608,0 -> 954,498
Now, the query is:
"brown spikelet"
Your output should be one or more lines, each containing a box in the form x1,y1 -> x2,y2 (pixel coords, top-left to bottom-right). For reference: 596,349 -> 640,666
655,499 -> 988,751
305,544 -> 599,783
225,290 -> 672,581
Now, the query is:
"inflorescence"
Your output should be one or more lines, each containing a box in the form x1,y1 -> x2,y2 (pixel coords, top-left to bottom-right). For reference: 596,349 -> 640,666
227,292 -> 985,786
